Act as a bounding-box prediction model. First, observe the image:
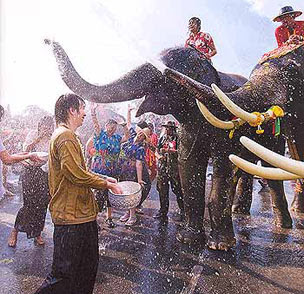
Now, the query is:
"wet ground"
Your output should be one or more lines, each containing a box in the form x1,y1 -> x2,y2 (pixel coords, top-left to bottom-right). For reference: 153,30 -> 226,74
0,177 -> 304,294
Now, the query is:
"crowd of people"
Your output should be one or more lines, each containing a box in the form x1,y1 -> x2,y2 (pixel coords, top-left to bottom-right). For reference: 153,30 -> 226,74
0,5 -> 303,293
0,94 -> 185,293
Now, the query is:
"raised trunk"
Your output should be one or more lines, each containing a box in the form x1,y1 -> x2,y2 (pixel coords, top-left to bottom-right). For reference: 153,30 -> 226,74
47,40 -> 163,103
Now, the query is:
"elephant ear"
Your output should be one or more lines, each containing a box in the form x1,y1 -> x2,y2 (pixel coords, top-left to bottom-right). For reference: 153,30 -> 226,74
136,93 -> 170,117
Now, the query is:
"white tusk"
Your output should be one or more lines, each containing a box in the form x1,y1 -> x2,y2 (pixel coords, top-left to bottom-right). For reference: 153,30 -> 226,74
211,84 -> 260,124
229,154 -> 301,180
240,136 -> 304,178
196,100 -> 235,129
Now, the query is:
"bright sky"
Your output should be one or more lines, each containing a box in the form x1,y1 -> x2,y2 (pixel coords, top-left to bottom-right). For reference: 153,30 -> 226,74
1,0 -> 304,115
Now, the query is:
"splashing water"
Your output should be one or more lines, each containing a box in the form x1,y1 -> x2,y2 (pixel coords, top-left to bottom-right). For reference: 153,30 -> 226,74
99,241 -> 109,256
94,1 -> 167,73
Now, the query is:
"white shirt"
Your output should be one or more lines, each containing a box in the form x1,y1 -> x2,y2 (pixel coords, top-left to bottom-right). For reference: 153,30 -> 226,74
23,129 -> 50,152
23,129 -> 50,172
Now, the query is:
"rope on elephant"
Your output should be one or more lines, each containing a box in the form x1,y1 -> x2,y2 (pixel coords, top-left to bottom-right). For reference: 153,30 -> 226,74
229,106 -> 284,139
259,42 -> 304,64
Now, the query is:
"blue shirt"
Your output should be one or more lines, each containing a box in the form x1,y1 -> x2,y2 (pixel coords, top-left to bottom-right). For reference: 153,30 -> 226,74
91,130 -> 122,177
118,128 -> 146,180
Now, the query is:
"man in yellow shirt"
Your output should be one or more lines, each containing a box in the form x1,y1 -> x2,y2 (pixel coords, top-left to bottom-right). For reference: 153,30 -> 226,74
35,93 -> 122,294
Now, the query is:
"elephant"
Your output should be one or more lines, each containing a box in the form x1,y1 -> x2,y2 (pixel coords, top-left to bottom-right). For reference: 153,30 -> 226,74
46,40 -> 296,250
164,42 -> 304,217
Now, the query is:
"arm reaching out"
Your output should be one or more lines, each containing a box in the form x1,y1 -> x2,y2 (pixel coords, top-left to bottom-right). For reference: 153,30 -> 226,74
0,150 -> 42,165
121,104 -> 134,142
90,103 -> 101,135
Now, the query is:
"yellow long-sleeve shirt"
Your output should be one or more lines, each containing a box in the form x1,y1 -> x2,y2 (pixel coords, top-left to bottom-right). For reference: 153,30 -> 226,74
48,124 -> 108,225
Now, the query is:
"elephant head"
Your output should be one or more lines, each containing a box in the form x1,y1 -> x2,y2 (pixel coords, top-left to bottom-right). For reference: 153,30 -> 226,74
165,43 -> 304,133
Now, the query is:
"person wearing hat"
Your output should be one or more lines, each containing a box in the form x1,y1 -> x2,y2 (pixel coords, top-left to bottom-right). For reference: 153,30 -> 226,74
153,121 -> 184,221
185,17 -> 217,62
117,118 -> 152,226
273,6 -> 304,47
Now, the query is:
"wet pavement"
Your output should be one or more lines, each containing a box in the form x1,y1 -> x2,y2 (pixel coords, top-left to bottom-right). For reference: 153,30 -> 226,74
0,177 -> 304,294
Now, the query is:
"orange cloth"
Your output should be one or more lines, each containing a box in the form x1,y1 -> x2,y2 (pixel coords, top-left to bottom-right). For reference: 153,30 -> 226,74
145,133 -> 158,181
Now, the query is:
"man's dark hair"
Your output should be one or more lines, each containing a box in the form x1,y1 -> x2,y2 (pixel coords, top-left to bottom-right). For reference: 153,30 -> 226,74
54,93 -> 85,124
137,121 -> 149,129
147,122 -> 154,132
0,105 -> 4,121
189,17 -> 201,31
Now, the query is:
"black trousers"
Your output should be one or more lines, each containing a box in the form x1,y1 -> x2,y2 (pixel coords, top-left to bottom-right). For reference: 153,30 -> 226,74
15,166 -> 49,238
157,171 -> 184,215
35,221 -> 99,294
95,190 -> 111,211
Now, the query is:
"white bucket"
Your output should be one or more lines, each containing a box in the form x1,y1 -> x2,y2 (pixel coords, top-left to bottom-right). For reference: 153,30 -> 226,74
108,181 -> 142,210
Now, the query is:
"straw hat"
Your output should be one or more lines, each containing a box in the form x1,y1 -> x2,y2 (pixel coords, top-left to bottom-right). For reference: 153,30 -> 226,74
273,6 -> 302,22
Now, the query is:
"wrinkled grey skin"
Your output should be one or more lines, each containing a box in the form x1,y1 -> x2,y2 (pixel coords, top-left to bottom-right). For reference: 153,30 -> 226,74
165,44 -> 304,216
47,40 -> 299,250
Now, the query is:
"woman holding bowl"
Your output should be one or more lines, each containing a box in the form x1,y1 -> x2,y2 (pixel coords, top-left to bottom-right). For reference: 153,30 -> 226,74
8,115 -> 54,247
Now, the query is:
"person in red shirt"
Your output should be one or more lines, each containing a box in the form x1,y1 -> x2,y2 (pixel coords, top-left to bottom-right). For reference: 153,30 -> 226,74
185,17 -> 217,62
273,6 -> 304,47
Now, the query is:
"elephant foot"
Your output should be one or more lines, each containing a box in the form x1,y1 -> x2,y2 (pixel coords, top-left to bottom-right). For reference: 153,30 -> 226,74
291,194 -> 304,213
232,204 -> 250,215
176,226 -> 206,245
207,230 -> 236,251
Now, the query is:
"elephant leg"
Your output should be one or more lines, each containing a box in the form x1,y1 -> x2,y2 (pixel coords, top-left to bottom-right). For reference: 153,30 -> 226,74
261,136 -> 292,228
291,184 -> 304,213
267,180 -> 292,228
176,124 -> 208,245
177,154 -> 207,245
288,134 -> 304,213
232,173 -> 253,215
207,157 -> 236,251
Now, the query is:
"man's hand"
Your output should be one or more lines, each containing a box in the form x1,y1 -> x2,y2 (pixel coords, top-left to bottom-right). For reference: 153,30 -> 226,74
107,182 -> 123,194
160,147 -> 168,153
287,35 -> 304,45
158,155 -> 165,161
106,176 -> 118,184
138,179 -> 146,186
28,153 -> 44,163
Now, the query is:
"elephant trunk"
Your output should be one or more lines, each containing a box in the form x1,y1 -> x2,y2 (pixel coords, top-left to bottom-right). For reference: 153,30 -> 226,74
164,67 -> 260,112
164,67 -> 258,126
47,40 -> 163,103
164,68 -> 216,102
165,65 -> 288,125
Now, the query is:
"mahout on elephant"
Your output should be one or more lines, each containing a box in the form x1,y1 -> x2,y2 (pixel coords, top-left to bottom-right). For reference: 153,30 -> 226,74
46,40 -> 300,250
